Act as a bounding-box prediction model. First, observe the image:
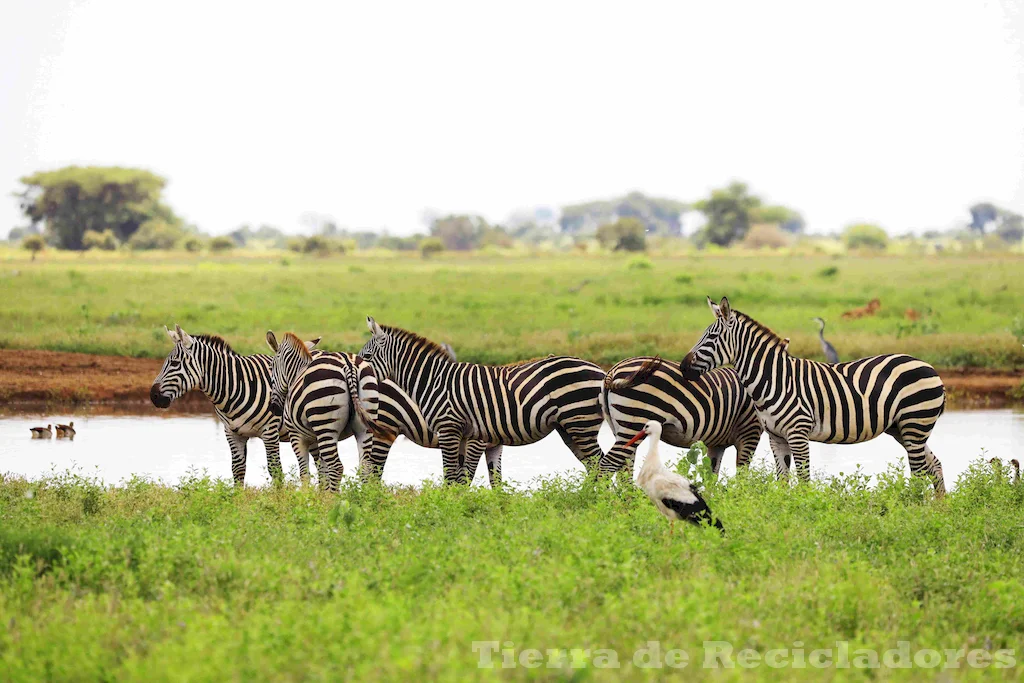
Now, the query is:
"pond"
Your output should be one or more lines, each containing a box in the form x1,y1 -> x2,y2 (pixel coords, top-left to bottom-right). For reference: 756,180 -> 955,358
1,408 -> 1020,489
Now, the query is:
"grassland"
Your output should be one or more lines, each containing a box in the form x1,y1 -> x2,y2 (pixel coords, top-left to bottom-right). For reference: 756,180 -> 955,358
2,249 -> 1023,373
1,464 -> 1022,680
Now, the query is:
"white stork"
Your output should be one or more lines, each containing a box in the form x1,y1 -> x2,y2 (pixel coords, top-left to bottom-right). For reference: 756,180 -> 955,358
625,420 -> 725,534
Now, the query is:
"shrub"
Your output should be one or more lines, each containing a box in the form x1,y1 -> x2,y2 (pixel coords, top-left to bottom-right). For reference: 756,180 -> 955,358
302,235 -> 332,256
182,236 -> 204,253
420,237 -> 444,259
843,223 -> 888,251
742,223 -> 789,249
129,220 -> 184,250
626,255 -> 653,270
209,236 -> 235,252
817,266 -> 840,278
596,217 -> 646,252
82,229 -> 119,251
22,234 -> 45,260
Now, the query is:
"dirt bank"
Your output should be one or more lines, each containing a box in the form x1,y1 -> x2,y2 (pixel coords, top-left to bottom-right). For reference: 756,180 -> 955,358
0,349 -> 1020,410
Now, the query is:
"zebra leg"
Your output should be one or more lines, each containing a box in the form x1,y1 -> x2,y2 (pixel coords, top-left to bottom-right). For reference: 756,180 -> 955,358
601,436 -> 638,476
262,434 -> 284,486
290,435 -> 312,484
555,424 -> 604,472
361,430 -> 395,482
734,431 -> 761,469
462,440 -> 487,484
707,445 -> 727,475
485,445 -> 503,488
789,435 -> 812,482
316,433 -> 343,492
768,433 -> 792,480
923,446 -> 946,497
438,429 -> 465,485
224,427 -> 248,486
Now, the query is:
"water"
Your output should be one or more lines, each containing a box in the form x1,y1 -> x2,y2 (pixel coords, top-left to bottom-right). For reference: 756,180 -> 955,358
1,409 -> 1020,489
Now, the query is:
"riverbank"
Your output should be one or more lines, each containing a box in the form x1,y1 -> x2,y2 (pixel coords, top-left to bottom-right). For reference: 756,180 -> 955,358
1,349 -> 1020,410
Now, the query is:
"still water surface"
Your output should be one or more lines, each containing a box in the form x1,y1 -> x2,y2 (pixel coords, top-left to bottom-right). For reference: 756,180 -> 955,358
1,410 -> 1021,489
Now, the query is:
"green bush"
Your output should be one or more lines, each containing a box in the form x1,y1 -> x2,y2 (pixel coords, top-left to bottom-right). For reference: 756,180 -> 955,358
128,220 -> 184,250
209,236 -> 235,252
420,236 -> 445,258
21,234 -> 46,259
843,223 -> 888,251
82,229 -> 119,251
182,236 -> 204,253
626,255 -> 653,270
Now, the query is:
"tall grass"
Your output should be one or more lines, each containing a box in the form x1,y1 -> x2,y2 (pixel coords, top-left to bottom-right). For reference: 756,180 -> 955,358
1,252 -> 1023,370
1,462 -> 1022,680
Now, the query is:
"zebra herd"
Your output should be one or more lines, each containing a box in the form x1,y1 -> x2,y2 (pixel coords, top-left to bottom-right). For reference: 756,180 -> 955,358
150,296 -> 948,511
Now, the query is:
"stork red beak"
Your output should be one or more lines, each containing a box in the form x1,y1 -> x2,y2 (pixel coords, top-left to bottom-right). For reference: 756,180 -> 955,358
625,431 -> 646,448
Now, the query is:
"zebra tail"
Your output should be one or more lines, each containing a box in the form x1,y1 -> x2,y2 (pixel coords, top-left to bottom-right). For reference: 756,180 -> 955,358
605,356 -> 663,391
345,357 -> 397,440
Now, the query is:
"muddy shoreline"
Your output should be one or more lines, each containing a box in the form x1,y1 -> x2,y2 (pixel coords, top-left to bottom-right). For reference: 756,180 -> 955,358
1,348 -> 1020,412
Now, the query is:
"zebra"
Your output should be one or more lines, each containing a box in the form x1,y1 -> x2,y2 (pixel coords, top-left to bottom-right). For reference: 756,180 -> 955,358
600,357 -> 763,476
679,297 -> 947,494
265,332 -> 500,485
358,317 -> 607,483
266,331 -> 382,491
151,325 -> 318,485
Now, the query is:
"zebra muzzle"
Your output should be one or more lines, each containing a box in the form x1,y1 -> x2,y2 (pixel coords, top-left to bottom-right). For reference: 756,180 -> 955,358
150,384 -> 171,409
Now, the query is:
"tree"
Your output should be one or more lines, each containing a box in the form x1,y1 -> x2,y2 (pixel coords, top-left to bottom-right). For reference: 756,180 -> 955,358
22,235 -> 45,260
843,223 -> 888,251
560,192 -> 687,236
15,166 -> 179,250
743,223 -> 790,249
420,236 -> 445,258
429,215 -> 488,251
968,203 -> 999,234
750,205 -> 805,234
596,217 -> 647,252
82,229 -> 119,251
996,213 -> 1024,243
692,182 -> 763,247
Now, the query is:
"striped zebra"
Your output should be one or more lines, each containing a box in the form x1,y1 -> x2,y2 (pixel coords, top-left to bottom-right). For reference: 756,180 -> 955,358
679,297 -> 947,494
600,357 -> 763,476
151,325 -> 317,485
266,332 -> 501,484
358,318 -> 607,483
266,331 -> 381,491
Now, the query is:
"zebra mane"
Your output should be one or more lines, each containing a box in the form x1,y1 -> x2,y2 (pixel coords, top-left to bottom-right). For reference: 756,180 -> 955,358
282,332 -> 313,359
499,354 -> 556,368
380,325 -> 454,360
192,334 -> 239,355
735,311 -> 786,346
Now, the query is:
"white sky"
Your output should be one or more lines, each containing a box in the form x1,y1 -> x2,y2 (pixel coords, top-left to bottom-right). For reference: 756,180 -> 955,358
1,0 -> 1022,237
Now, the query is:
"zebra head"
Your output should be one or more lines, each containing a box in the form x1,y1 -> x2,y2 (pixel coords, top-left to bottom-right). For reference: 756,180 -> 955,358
358,316 -> 394,377
266,331 -> 320,417
151,324 -> 203,408
679,296 -> 738,381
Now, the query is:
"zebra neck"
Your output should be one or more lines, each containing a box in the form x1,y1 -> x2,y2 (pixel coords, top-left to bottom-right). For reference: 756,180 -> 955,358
196,346 -> 246,410
395,351 -> 449,415
732,323 -> 792,409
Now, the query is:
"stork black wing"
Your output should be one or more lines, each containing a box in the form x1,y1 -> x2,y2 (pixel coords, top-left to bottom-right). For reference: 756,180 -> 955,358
661,492 -> 725,533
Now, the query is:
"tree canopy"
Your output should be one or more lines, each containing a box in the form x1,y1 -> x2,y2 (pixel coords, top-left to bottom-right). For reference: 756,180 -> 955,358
560,192 -> 687,237
15,166 -> 181,250
692,182 -> 762,247
596,217 -> 647,252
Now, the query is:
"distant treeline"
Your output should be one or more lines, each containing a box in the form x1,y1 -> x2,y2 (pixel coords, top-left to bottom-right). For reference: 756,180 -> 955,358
8,166 -> 1024,257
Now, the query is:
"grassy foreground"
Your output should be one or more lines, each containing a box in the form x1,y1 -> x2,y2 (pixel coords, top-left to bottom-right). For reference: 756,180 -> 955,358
1,250 -> 1023,370
1,465 -> 1022,680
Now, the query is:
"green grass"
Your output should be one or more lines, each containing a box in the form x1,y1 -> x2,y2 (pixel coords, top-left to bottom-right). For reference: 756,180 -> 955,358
1,464 -> 1022,680
2,249 -> 1024,370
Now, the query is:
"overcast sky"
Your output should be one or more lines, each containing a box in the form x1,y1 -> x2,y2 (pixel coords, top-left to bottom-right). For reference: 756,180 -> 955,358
2,0 -> 1022,237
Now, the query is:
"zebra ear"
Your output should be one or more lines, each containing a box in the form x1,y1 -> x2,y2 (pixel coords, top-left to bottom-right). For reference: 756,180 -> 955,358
719,297 -> 733,321
165,325 -> 180,344
781,337 -> 791,351
175,324 -> 194,350
708,296 -> 722,318
367,316 -> 384,337
266,331 -> 279,352
306,337 -> 321,351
